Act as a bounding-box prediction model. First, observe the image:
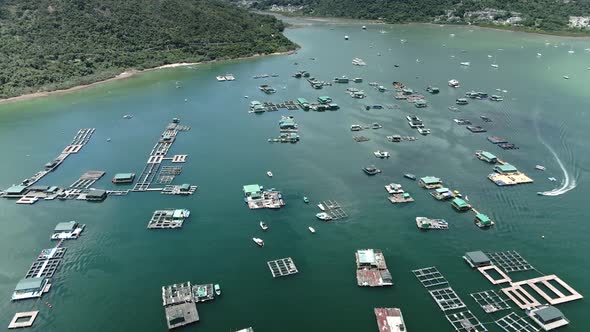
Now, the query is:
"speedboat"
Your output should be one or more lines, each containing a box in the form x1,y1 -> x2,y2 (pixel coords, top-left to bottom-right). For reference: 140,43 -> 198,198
548,177 -> 557,182
308,226 -> 316,233
374,151 -> 390,158
260,221 -> 269,231
123,114 -> 133,119
362,165 -> 381,175
460,62 -> 470,66
316,212 -> 332,221
252,238 -> 264,247
417,128 -> 431,135
214,284 -> 221,296
448,79 -> 460,88
563,75 -> 570,80
216,76 -> 226,82
267,171 -> 273,177
224,74 -> 235,81
535,165 -> 546,171
491,64 -> 499,68
303,196 -> 309,203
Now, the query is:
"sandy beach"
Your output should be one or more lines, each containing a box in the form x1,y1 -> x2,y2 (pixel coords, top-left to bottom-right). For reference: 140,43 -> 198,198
0,50 -> 297,105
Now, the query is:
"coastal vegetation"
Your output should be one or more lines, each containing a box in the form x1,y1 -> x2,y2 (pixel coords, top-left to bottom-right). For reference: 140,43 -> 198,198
239,0 -> 590,34
0,0 -> 296,99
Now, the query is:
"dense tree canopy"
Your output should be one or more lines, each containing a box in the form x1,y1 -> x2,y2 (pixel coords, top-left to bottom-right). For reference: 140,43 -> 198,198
246,0 -> 590,32
0,0 -> 296,98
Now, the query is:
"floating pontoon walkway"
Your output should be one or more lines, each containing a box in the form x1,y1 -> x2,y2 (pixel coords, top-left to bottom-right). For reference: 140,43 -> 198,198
412,266 -> 449,288
318,200 -> 348,220
470,290 -> 511,313
267,257 -> 298,278
8,311 -> 38,329
486,251 -> 534,273
495,312 -> 540,332
70,170 -> 105,189
445,311 -> 488,332
18,128 -> 95,188
477,265 -> 512,285
133,120 -> 190,192
502,274 -> 583,309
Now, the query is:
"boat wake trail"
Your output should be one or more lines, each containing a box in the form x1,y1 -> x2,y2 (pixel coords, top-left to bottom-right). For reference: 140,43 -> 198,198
535,116 -> 577,196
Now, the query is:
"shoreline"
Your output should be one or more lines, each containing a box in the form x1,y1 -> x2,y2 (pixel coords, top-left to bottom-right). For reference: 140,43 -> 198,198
0,50 -> 297,105
268,12 -> 590,38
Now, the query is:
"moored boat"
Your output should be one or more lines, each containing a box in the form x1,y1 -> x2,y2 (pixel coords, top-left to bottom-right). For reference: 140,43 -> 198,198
416,217 -> 449,230
267,171 -> 273,177
448,79 -> 460,88
214,284 -> 221,296
373,151 -> 390,158
316,212 -> 332,221
252,237 -> 264,247
303,196 -> 309,203
260,221 -> 268,231
535,165 -> 546,171
308,226 -> 316,233
362,165 -> 381,175
404,173 -> 416,180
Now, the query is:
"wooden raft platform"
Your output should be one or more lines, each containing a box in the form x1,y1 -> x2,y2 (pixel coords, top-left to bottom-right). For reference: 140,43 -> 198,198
501,274 -> 583,309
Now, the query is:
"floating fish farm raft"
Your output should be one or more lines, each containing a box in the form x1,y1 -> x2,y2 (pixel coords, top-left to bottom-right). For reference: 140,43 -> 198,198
355,249 -> 393,287
267,257 -> 299,278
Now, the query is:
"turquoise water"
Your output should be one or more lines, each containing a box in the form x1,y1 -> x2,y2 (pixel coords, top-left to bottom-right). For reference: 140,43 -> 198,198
1,21 -> 589,332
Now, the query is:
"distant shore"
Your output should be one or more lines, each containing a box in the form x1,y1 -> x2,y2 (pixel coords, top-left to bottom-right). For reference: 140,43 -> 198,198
268,11 -> 590,38
0,50 -> 297,105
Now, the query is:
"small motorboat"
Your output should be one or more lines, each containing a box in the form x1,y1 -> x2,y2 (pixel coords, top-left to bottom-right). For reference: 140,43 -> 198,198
316,212 -> 332,221
404,174 -> 417,180
535,165 -> 546,171
308,226 -> 316,233
548,177 -> 557,182
252,238 -> 264,247
260,221 -> 269,231
563,75 -> 570,80
214,284 -> 221,296
106,138 -> 111,142
460,62 -> 470,66
303,196 -> 309,203
267,171 -> 273,177
123,114 -> 133,119
373,150 -> 390,158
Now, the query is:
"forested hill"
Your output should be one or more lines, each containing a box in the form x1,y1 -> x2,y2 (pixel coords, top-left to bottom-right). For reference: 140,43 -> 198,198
241,0 -> 590,32
0,0 -> 296,99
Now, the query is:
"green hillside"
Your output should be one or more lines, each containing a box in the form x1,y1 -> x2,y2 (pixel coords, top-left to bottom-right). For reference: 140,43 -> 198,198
0,0 -> 296,99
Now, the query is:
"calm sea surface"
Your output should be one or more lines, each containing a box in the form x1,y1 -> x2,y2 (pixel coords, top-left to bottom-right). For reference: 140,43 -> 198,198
1,19 -> 589,332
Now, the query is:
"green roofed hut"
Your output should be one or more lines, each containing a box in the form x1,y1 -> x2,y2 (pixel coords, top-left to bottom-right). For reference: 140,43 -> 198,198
112,173 -> 135,184
476,151 -> 498,163
317,96 -> 332,104
529,306 -> 569,331
12,277 -> 49,301
3,185 -> 28,197
463,251 -> 491,268
419,176 -> 442,189
494,164 -> 518,174
451,198 -> 471,211
475,213 -> 494,228
54,221 -> 78,233
297,98 -> 310,110
243,184 -> 262,199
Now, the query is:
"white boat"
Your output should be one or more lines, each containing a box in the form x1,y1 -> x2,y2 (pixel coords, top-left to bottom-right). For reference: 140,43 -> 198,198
487,54 -> 493,58
224,74 -> 235,81
252,238 -> 264,247
344,35 -> 349,40
214,284 -> 221,296
316,212 -> 332,221
537,53 -> 542,57
308,226 -> 316,233
535,165 -> 546,171
267,171 -> 273,177
417,128 -> 431,135
491,64 -> 499,68
563,75 -> 570,79
216,76 -> 226,82
373,151 -> 390,158
362,25 -> 367,30
548,177 -> 557,182
123,114 -> 133,119
448,79 -> 460,88
260,221 -> 269,231
460,62 -> 470,66
450,34 -> 455,37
